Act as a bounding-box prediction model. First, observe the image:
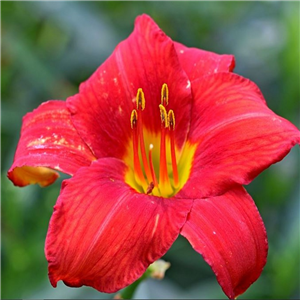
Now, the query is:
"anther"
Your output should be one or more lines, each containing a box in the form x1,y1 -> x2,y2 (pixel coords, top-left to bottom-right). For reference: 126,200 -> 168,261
159,104 -> 168,128
136,88 -> 145,110
161,83 -> 169,106
130,109 -> 138,129
168,110 -> 175,131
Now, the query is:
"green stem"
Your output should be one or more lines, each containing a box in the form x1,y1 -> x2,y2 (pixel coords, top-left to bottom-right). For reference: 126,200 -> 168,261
116,270 -> 150,299
113,260 -> 170,299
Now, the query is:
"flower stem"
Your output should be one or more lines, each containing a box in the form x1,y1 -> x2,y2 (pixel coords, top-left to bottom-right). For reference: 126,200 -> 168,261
115,271 -> 149,299
113,260 -> 170,299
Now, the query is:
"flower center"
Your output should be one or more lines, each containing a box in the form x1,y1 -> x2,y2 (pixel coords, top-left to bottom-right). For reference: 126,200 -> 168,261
124,84 -> 196,198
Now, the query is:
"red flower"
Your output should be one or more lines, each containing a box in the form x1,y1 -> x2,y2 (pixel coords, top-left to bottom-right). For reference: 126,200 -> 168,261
8,14 -> 300,299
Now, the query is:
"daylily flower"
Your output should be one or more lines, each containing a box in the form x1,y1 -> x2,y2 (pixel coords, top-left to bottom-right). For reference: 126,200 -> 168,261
8,14 -> 300,299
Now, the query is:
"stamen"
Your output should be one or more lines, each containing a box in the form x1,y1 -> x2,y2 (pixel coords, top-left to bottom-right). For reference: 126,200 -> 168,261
168,110 -> 179,188
136,89 -> 152,183
161,83 -> 169,106
159,105 -> 173,195
130,110 -> 147,188
149,144 -> 158,187
129,85 -> 181,197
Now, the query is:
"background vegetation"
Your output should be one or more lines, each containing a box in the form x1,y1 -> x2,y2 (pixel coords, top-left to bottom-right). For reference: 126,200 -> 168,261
1,1 -> 299,299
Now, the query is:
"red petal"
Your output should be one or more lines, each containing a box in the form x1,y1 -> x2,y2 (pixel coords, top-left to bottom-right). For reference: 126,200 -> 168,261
180,72 -> 300,199
67,14 -> 192,159
175,41 -> 235,81
8,101 -> 96,187
45,158 -> 192,292
180,187 -> 268,299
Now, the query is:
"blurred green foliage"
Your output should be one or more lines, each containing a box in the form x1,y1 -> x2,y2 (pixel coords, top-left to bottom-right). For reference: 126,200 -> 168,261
1,1 -> 299,299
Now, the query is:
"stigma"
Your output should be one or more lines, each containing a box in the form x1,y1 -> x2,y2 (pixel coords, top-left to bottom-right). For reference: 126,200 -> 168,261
129,84 -> 179,197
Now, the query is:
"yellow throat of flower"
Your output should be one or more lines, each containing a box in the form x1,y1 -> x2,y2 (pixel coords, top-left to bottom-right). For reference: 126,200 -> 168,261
124,84 -> 197,198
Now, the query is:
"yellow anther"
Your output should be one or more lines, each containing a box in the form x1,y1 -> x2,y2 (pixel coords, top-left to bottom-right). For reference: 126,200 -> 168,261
130,109 -> 138,129
136,88 -> 145,110
159,104 -> 168,128
168,110 -> 175,131
161,83 -> 169,106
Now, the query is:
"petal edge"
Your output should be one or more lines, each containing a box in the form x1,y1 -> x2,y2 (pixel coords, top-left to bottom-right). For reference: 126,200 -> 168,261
8,100 -> 96,187
181,187 -> 268,299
